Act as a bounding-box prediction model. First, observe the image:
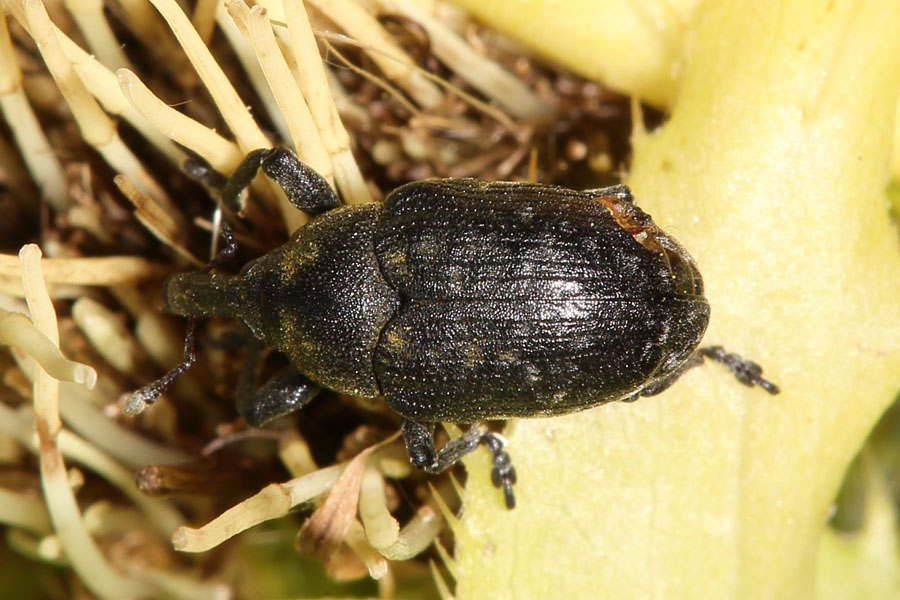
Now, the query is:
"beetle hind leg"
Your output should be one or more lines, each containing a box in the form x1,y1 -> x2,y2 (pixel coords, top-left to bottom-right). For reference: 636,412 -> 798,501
637,345 -> 780,400
698,346 -> 780,394
401,420 -> 517,509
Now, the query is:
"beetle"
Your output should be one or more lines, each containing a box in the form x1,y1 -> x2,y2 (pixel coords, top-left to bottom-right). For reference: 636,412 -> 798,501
129,147 -> 779,509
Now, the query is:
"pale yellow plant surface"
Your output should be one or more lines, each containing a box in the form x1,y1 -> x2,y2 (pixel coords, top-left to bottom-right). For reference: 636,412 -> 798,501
450,0 -> 699,107
817,457 -> 900,600
455,1 -> 900,599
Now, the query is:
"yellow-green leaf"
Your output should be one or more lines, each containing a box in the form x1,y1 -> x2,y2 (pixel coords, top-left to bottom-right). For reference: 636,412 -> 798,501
455,1 -> 900,598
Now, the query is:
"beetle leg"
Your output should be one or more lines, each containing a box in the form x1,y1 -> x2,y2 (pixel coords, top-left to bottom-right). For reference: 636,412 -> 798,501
183,155 -> 228,190
638,352 -> 704,398
222,147 -> 340,217
697,346 -> 780,394
482,433 -> 517,509
620,392 -> 640,403
401,420 -> 518,509
638,346 -> 780,400
584,183 -> 633,203
221,149 -> 267,213
234,339 -> 322,426
238,365 -> 322,427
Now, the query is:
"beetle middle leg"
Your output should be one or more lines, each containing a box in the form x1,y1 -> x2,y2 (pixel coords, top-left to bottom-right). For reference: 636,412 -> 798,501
401,420 -> 517,509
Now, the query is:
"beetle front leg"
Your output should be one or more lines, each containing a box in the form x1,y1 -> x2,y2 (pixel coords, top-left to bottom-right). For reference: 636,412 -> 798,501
401,420 -> 517,509
238,366 -> 322,427
234,339 -> 322,426
222,147 -> 340,217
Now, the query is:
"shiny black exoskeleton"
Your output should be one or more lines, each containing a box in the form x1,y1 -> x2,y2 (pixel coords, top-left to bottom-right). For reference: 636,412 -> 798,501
131,147 -> 779,509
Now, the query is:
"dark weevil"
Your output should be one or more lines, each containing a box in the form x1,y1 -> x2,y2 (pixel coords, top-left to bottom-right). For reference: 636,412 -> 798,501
128,147 -> 779,509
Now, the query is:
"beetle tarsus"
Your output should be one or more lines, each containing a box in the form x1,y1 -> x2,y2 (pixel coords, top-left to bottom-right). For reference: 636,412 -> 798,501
699,345 -> 780,395
482,432 -> 517,509
401,420 -> 517,509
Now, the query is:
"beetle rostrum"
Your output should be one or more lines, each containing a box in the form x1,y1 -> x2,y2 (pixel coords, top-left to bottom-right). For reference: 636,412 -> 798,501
129,147 -> 779,510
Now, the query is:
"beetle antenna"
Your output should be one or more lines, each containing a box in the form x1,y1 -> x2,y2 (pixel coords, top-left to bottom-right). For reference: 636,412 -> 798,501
124,223 -> 238,416
124,317 -> 198,415
204,221 -> 237,273
698,346 -> 780,395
